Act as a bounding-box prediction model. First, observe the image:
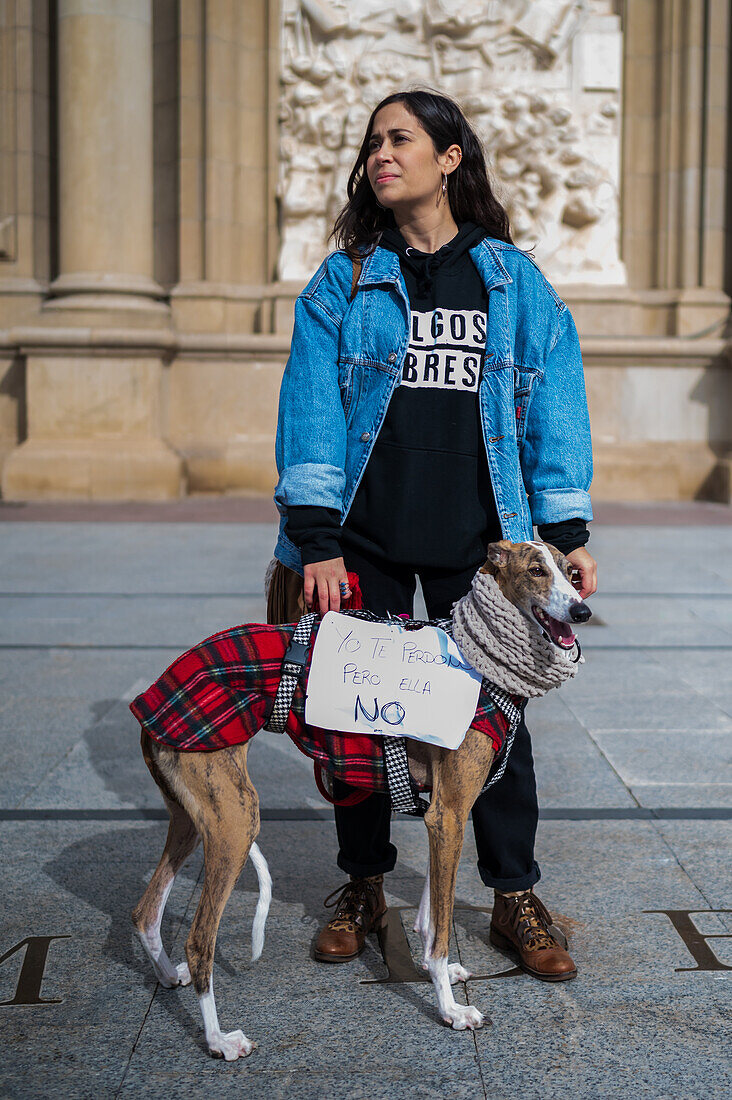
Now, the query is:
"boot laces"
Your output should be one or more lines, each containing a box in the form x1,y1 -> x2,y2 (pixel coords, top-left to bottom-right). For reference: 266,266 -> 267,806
323,878 -> 381,933
510,892 -> 559,951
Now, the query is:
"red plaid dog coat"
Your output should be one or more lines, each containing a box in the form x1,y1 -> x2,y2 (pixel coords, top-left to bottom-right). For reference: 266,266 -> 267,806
130,619 -> 509,795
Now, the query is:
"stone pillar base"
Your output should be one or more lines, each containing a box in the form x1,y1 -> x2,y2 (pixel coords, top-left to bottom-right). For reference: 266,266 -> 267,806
2,439 -> 184,501
673,289 -> 731,337
183,443 -> 277,496
44,273 -> 169,317
592,442 -> 730,503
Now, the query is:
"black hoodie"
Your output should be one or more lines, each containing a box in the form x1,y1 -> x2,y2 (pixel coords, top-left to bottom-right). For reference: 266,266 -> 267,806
286,223 -> 588,566
342,221 -> 500,568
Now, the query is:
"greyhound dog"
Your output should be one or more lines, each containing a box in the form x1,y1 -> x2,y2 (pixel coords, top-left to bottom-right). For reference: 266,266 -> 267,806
131,540 -> 591,1060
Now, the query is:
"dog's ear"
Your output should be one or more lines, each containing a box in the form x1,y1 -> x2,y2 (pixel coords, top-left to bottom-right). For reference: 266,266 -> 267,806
481,540 -> 513,574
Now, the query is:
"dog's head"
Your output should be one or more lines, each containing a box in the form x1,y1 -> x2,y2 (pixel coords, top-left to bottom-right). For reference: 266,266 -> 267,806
481,540 -> 592,650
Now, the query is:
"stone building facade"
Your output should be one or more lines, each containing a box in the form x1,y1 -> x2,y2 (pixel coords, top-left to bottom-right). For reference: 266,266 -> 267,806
0,0 -> 730,502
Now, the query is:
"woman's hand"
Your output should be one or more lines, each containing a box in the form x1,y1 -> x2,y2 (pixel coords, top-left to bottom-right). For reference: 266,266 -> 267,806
565,547 -> 598,599
303,557 -> 350,616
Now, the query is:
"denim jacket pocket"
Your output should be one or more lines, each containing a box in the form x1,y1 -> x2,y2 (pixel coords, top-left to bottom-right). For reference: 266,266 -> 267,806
513,367 -> 540,445
337,359 -> 354,416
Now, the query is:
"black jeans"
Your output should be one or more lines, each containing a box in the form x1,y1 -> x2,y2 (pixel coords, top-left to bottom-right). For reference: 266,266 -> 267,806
333,544 -> 541,893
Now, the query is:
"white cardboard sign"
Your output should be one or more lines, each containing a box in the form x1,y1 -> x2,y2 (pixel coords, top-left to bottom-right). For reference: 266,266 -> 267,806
304,612 -> 482,750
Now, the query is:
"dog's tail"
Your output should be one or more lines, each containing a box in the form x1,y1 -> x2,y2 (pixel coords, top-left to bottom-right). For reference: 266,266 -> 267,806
249,842 -> 272,962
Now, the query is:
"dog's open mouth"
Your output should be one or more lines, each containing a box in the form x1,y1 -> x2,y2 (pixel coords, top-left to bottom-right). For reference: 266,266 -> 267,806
532,606 -> 576,649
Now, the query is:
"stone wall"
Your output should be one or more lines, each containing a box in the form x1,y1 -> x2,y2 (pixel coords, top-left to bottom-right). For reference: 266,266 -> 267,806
0,0 -> 730,504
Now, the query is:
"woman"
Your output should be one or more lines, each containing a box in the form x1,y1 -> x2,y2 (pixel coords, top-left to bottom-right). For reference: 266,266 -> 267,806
270,90 -> 597,979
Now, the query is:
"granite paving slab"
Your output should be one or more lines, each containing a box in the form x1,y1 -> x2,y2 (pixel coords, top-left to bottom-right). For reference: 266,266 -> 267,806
0,650 -> 182,808
586,728 -> 732,789
523,692 -> 636,808
0,522 -> 279,596
3,817 -> 729,1099
1,515 -> 731,1098
584,526 -> 732,595
0,595 -> 268,648
626,783 -> 732,809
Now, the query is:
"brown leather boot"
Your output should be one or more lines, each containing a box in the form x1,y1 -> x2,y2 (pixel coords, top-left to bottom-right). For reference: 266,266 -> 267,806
313,875 -> 387,963
490,890 -> 577,981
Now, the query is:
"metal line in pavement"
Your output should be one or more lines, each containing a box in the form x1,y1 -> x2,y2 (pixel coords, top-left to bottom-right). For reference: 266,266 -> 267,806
0,808 -> 730,822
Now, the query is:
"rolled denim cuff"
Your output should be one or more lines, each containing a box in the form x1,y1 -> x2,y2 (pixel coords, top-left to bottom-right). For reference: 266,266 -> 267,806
528,487 -> 593,526
274,462 -> 346,512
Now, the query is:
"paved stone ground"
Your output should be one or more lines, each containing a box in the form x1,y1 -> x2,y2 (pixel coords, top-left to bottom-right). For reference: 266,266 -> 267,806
0,502 -> 730,1099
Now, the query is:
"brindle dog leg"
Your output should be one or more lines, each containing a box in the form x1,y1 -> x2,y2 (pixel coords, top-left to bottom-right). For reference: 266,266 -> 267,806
133,734 -> 200,987
423,727 -> 494,1030
170,747 -> 264,1061
414,868 -> 470,987
136,739 -> 268,1060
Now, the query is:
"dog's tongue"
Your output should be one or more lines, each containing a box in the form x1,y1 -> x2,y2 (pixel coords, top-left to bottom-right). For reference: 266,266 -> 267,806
538,608 -> 575,648
547,616 -> 575,648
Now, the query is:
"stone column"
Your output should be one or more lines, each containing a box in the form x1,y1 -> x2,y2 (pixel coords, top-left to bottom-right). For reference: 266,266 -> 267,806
46,0 -> 165,313
167,0 -> 282,495
171,0 -> 276,333
622,0 -> 731,333
1,0 -> 183,500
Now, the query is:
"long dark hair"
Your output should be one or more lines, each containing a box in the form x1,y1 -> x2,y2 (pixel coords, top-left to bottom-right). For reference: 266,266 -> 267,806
332,90 -> 513,259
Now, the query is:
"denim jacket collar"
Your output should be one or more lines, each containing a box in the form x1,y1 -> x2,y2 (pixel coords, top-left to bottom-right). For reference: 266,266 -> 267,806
358,237 -> 513,292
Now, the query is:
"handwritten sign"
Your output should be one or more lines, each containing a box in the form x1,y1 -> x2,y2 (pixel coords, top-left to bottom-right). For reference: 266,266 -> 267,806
304,612 -> 482,750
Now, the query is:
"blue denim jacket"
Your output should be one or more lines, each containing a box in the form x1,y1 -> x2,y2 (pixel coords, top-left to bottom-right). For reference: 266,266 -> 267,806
274,237 -> 592,573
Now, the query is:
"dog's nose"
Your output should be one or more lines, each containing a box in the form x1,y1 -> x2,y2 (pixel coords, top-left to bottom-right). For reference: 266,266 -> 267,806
569,602 -> 592,623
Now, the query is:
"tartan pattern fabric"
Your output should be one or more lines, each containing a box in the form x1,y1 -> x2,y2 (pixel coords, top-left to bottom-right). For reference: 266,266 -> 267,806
130,618 -> 511,795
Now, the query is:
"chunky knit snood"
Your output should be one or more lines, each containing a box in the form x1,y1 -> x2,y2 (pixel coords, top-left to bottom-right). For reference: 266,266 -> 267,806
452,570 -> 582,698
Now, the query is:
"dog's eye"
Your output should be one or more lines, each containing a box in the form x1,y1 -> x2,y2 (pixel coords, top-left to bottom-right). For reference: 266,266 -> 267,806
529,566 -> 546,577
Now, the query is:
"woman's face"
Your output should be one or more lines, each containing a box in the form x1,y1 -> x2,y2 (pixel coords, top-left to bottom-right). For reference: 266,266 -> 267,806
365,102 -> 459,213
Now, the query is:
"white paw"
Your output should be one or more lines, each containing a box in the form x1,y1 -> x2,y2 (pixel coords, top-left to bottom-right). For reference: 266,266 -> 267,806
447,963 -> 471,985
176,961 -> 191,986
208,1029 -> 257,1061
443,1005 -> 485,1031
154,965 -> 180,989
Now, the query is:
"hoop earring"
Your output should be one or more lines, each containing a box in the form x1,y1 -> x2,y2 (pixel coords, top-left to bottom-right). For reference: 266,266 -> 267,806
442,171 -> 448,199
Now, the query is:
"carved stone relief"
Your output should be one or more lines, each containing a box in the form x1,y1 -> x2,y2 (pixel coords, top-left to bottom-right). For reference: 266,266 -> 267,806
279,0 -> 625,284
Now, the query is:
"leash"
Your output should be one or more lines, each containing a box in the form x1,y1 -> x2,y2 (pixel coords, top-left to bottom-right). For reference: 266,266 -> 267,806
263,611 -> 317,733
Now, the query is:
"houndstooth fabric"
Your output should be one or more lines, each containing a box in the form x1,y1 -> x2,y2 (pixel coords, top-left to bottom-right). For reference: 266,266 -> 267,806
263,611 -> 317,733
382,736 -> 429,816
480,684 -> 523,791
344,609 -> 453,633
